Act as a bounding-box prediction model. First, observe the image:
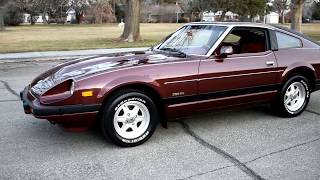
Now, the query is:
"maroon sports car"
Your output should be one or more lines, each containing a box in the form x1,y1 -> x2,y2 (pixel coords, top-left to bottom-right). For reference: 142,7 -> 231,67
21,22 -> 320,146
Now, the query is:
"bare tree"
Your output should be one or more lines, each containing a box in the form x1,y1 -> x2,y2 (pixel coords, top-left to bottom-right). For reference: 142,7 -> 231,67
273,0 -> 290,24
70,0 -> 90,24
86,0 -> 115,24
39,0 -> 50,24
38,0 -> 69,24
291,0 -> 305,32
120,0 -> 141,42
16,0 -> 41,25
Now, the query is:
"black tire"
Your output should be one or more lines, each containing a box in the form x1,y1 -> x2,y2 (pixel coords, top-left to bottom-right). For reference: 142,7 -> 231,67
274,75 -> 310,117
101,89 -> 158,147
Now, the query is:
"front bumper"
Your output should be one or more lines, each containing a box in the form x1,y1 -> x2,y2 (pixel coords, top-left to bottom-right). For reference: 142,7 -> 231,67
20,86 -> 101,117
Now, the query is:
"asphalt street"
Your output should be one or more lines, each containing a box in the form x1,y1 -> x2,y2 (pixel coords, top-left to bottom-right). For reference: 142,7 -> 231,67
0,60 -> 319,180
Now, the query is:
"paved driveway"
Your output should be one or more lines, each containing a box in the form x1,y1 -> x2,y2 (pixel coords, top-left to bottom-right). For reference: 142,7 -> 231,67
0,60 -> 319,180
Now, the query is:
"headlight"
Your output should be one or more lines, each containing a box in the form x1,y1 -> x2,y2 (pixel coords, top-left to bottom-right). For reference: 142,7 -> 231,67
31,60 -> 119,96
31,76 -> 60,96
42,79 -> 74,96
31,77 -> 74,96
38,79 -> 75,105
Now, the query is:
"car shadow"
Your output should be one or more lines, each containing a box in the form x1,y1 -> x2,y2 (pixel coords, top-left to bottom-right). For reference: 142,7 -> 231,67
18,103 -> 304,149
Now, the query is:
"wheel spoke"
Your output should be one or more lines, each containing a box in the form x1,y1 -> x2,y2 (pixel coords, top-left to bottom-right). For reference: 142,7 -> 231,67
135,117 -> 144,122
131,123 -> 138,131
116,116 -> 127,122
121,123 -> 130,131
285,97 -> 292,105
122,105 -> 130,114
131,106 -> 140,117
293,89 -> 299,98
287,85 -> 293,94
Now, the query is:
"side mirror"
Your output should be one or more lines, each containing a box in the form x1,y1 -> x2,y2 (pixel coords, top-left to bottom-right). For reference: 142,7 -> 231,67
216,46 -> 233,60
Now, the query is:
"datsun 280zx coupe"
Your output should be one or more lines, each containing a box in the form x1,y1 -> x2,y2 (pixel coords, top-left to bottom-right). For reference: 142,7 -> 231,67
21,22 -> 320,147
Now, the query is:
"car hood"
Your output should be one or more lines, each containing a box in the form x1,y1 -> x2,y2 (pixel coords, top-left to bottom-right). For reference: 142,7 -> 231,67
53,51 -> 179,80
31,51 -> 182,93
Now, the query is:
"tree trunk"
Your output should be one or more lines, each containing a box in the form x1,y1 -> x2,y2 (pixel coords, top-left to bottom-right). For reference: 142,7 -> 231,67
120,0 -> 130,39
30,15 -> 35,25
291,0 -> 305,32
280,12 -> 285,24
220,11 -> 226,22
0,0 -> 10,31
75,11 -> 84,24
75,13 -> 81,24
0,7 -> 4,31
120,0 -> 141,42
42,10 -> 48,24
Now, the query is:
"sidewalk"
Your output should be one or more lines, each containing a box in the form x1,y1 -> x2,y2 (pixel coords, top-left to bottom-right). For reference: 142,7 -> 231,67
0,47 -> 149,61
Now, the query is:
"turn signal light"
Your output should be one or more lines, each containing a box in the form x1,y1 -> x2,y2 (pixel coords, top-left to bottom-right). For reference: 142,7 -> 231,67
82,91 -> 93,97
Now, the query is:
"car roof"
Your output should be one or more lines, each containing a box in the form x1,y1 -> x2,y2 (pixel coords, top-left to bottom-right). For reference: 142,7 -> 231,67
187,22 -> 275,29
186,22 -> 320,46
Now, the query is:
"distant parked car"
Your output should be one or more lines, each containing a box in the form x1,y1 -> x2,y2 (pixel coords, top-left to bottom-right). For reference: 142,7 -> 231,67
302,17 -> 311,23
21,22 -> 320,147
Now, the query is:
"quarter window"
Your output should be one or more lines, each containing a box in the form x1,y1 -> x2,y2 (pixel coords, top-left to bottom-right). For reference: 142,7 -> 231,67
276,32 -> 302,49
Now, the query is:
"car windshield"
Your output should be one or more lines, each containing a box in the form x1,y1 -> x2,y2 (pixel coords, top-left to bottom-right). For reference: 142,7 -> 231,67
158,25 -> 227,56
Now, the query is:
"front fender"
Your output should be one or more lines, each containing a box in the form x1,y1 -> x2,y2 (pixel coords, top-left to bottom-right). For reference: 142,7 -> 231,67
98,74 -> 162,100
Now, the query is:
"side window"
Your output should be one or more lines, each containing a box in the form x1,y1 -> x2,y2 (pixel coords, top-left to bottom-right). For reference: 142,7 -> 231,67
217,27 -> 267,55
224,34 -> 241,43
275,31 -> 302,49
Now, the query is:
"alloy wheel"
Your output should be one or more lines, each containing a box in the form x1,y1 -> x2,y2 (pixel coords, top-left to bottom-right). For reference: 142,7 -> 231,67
113,100 -> 150,140
284,82 -> 306,113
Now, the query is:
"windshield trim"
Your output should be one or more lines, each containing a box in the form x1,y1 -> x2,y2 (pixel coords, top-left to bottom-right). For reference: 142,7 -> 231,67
205,26 -> 233,57
154,24 -> 230,57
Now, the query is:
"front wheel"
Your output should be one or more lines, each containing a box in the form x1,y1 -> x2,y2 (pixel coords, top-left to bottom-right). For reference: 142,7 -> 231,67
101,90 -> 158,147
274,75 -> 310,117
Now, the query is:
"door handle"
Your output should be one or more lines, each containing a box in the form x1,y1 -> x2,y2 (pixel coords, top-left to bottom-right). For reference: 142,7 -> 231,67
266,61 -> 275,66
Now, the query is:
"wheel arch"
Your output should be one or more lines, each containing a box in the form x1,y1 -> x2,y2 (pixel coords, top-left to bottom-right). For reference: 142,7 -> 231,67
99,83 -> 167,128
281,65 -> 317,90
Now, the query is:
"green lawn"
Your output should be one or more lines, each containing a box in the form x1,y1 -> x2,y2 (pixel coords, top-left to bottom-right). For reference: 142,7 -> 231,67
0,23 -> 319,53
300,23 -> 320,41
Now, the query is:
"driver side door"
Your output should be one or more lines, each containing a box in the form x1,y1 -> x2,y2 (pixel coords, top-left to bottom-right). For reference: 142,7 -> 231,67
197,27 -> 281,111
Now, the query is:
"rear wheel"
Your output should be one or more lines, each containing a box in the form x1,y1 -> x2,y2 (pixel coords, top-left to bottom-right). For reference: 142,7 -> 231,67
101,90 -> 158,147
274,75 -> 310,117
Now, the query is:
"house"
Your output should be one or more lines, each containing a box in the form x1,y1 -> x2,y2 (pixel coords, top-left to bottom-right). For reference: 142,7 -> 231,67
23,13 -> 49,24
141,3 -> 183,23
265,12 -> 279,24
66,8 -> 76,23
202,11 -> 279,24
202,11 -> 239,22
22,8 -> 76,24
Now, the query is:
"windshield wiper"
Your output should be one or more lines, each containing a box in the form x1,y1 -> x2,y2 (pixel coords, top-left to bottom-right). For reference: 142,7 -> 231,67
159,47 -> 187,58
